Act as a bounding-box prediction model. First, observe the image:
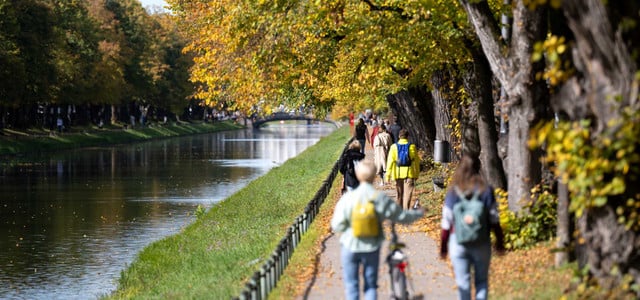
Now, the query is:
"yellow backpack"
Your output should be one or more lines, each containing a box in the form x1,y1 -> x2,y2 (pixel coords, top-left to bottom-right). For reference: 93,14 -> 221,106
351,194 -> 380,238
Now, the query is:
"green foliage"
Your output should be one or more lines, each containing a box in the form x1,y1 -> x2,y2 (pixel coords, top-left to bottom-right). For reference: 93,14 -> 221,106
0,0 -> 195,126
0,1 -> 25,104
497,186 -> 557,250
530,108 -> 640,229
0,121 -> 243,156
194,204 -> 206,219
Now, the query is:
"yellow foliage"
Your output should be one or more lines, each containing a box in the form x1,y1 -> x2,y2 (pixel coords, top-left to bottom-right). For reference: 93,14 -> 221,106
524,0 -> 562,10
170,0 -> 472,116
529,108 -> 640,230
532,35 -> 574,87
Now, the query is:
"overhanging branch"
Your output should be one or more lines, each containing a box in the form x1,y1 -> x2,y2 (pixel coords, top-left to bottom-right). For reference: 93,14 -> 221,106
360,0 -> 410,20
458,0 -> 510,87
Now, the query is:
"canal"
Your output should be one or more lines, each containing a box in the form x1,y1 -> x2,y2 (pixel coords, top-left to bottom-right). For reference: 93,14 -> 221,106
0,123 -> 335,299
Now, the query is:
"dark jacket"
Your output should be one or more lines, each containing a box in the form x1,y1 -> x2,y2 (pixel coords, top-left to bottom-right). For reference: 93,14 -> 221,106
339,149 -> 365,190
355,123 -> 367,140
388,124 -> 401,143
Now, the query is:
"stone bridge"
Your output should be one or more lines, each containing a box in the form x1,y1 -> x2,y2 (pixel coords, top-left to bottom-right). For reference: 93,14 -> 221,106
252,112 -> 321,128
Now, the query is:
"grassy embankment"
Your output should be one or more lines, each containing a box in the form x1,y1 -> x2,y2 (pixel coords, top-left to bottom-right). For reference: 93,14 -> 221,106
0,121 -> 243,156
271,158 -> 574,299
105,125 -> 351,299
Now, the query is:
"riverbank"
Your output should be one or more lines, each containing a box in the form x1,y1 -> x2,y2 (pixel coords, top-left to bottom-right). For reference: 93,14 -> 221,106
104,125 -> 351,299
0,120 -> 244,157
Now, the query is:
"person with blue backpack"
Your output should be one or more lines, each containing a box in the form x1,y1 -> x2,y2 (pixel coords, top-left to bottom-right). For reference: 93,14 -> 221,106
385,129 -> 420,209
440,154 -> 505,300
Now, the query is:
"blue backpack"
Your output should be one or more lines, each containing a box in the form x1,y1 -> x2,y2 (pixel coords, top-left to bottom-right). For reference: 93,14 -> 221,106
396,143 -> 411,167
452,187 -> 489,245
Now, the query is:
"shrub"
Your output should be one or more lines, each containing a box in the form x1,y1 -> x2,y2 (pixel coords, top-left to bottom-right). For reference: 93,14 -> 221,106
497,185 -> 557,250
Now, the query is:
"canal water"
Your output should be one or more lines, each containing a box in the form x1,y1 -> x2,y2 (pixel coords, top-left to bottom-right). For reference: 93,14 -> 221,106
0,123 -> 335,299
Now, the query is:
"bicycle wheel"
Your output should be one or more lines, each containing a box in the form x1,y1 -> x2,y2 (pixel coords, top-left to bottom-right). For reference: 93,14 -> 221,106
390,266 -> 408,300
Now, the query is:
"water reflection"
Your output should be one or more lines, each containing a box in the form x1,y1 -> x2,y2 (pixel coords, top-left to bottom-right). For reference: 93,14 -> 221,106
0,123 -> 334,299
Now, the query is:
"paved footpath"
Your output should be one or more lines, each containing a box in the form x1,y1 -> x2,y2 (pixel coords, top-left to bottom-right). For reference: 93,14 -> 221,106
298,144 -> 457,300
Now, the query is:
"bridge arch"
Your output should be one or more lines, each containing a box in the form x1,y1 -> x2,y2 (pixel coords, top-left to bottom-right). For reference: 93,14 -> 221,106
251,112 -> 336,129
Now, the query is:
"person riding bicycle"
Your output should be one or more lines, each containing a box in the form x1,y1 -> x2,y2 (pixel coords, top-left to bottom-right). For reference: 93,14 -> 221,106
331,160 -> 424,300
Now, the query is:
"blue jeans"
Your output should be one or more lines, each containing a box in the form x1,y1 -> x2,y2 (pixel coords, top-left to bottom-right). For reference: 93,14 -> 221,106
357,139 -> 366,153
341,247 -> 380,300
449,234 -> 491,300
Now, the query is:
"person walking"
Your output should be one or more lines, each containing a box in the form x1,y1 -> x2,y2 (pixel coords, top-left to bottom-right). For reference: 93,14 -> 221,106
373,124 -> 393,186
385,129 -> 420,209
354,118 -> 369,154
331,160 -> 424,300
339,140 -> 366,193
369,118 -> 379,148
349,112 -> 355,135
439,154 -> 505,300
387,119 -> 401,144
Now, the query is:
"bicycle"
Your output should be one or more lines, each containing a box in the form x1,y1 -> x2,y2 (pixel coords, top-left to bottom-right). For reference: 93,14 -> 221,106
387,222 -> 411,300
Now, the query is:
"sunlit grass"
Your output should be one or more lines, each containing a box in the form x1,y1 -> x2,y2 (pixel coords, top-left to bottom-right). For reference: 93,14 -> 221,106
269,174 -> 343,300
123,130 -> 152,138
105,125 -> 350,299
50,136 -> 72,142
0,121 -> 244,156
3,128 -> 30,136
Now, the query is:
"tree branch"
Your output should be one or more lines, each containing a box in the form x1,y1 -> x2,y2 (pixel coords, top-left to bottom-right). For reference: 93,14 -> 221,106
360,0 -> 409,20
389,64 -> 412,78
458,0 -> 509,88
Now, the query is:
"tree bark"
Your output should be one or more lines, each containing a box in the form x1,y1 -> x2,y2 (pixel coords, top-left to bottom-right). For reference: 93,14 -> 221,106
386,86 -> 436,155
461,42 -> 507,190
459,100 -> 480,159
459,0 -> 548,210
430,69 -> 453,143
579,206 -> 640,289
554,0 -> 637,131
555,180 -> 570,266
111,104 -> 117,124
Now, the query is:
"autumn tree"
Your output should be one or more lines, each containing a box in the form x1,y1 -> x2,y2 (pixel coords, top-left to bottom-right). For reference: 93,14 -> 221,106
0,0 -> 196,129
150,13 -> 195,119
170,0 -> 508,191
0,0 -> 25,111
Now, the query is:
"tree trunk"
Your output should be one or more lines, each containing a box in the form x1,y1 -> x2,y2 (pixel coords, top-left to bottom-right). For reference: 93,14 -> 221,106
459,0 -> 548,210
579,206 -> 640,289
111,104 -> 117,124
459,101 -> 480,159
386,86 -> 436,155
0,106 -> 4,132
556,180 -> 570,266
430,69 -> 453,143
506,105 -> 543,209
553,0 -> 637,130
461,42 -> 507,190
